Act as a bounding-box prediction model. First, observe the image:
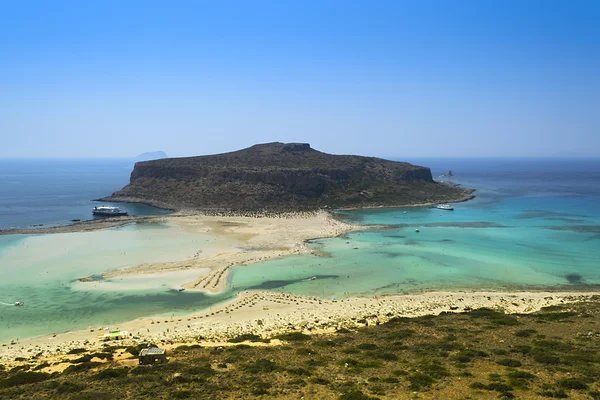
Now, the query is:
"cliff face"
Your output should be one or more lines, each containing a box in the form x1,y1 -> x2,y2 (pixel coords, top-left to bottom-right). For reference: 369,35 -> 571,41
105,142 -> 472,211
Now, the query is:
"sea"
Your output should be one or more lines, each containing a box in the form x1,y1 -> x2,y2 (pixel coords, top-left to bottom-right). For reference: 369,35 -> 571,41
1,158 -> 599,341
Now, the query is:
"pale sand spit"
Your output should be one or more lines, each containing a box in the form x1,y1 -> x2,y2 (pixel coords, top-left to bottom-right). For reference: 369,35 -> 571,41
94,211 -> 358,294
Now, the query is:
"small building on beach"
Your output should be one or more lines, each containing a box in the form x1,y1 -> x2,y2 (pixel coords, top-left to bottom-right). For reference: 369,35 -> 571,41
139,347 -> 167,364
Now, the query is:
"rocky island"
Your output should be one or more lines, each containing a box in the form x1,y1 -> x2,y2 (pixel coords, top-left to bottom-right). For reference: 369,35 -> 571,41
102,142 -> 473,211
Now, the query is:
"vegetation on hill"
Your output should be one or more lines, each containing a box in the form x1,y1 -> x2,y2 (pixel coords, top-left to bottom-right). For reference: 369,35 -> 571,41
2,300 -> 599,399
105,142 -> 473,211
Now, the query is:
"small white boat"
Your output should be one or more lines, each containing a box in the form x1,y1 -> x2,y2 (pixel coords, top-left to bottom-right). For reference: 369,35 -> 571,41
14,301 -> 24,307
435,204 -> 454,211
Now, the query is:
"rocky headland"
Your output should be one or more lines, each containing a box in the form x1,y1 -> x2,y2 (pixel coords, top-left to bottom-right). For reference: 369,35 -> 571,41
101,142 -> 473,212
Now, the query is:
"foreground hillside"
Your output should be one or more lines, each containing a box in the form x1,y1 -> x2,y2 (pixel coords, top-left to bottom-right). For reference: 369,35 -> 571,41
1,300 -> 599,399
103,142 -> 473,211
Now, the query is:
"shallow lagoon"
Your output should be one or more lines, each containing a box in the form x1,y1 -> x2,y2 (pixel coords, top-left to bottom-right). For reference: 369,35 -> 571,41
231,195 -> 600,298
0,222 -> 232,341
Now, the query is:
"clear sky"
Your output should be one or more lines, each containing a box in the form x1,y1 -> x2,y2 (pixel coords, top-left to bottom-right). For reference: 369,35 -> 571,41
1,0 -> 599,158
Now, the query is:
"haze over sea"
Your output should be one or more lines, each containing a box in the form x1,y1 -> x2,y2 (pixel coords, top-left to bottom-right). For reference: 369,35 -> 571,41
0,158 -> 599,341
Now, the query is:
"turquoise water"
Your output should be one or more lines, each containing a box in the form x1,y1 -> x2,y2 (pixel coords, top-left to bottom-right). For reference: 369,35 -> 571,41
1,158 -> 599,341
229,159 -> 600,297
230,196 -> 600,298
0,222 -> 232,341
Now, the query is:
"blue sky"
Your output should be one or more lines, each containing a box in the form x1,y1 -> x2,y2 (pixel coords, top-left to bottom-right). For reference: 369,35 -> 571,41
1,0 -> 599,158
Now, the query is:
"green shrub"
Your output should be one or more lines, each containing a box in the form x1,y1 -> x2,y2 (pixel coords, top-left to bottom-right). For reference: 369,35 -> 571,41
451,354 -> 471,363
392,369 -> 408,376
556,377 -> 588,390
32,362 -> 50,371
172,390 -> 194,399
95,367 -> 128,380
408,372 -> 436,391
9,365 -> 31,373
338,390 -> 378,400
588,390 -> 600,400
418,360 -> 450,379
0,371 -> 50,388
497,358 -> 522,367
70,391 -> 113,400
56,381 -> 86,394
184,364 -> 214,378
485,382 -> 514,393
88,352 -> 113,360
366,351 -> 398,361
67,348 -> 88,355
251,381 -> 272,395
533,339 -> 573,352
315,339 -> 339,347
63,362 -> 102,374
357,343 -> 378,350
243,359 -> 279,374
533,353 -> 561,365
564,351 -> 599,364
514,329 -> 537,337
275,332 -> 311,341
342,347 -> 361,354
468,308 -> 520,326
296,347 -> 315,356
539,388 -> 568,398
70,355 -> 92,363
310,377 -> 330,385
507,370 -> 536,380
534,312 -> 578,321
228,334 -> 269,343
511,345 -> 531,355
287,367 -> 312,376
129,366 -> 155,376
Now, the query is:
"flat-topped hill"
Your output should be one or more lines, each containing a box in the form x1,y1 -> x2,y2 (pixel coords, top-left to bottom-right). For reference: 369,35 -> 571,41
103,142 -> 473,211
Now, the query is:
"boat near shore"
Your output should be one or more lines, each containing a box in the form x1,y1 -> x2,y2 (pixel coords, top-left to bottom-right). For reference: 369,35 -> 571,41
434,204 -> 454,211
93,206 -> 128,217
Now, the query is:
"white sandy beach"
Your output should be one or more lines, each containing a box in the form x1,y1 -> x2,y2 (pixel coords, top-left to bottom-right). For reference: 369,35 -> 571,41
2,290 -> 597,366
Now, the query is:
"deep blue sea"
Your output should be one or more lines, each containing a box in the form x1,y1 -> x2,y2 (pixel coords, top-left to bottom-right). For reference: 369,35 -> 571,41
0,157 -> 599,341
0,159 -> 169,229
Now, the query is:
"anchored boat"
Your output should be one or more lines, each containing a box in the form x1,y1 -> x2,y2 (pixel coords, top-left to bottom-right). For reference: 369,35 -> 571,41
93,206 -> 128,217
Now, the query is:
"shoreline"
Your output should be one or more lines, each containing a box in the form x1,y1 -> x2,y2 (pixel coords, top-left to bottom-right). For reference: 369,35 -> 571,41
2,289 -> 597,364
334,188 -> 476,211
